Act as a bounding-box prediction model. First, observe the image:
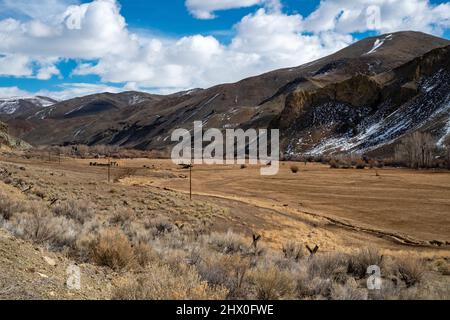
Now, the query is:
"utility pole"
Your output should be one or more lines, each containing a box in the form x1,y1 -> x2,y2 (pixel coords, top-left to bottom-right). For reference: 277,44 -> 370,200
108,157 -> 111,183
189,164 -> 192,200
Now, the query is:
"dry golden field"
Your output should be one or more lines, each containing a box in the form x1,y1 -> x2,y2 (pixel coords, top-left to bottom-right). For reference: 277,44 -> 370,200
118,159 -> 450,250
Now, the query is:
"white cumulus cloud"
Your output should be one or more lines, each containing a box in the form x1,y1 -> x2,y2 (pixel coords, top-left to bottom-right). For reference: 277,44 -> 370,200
303,0 -> 450,35
0,0 -> 449,99
185,0 -> 265,19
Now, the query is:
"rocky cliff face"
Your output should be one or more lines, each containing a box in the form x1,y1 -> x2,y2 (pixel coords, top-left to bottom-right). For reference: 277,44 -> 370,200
277,44 -> 450,156
0,121 -> 31,150
1,31 -> 449,157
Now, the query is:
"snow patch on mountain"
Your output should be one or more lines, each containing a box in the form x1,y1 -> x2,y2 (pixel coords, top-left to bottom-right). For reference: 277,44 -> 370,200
365,34 -> 393,55
0,100 -> 20,114
0,96 -> 56,115
65,104 -> 86,116
128,95 -> 146,106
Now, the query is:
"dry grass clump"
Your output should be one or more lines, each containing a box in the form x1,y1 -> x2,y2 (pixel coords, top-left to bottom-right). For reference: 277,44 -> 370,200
133,242 -> 157,268
0,192 -> 23,221
331,279 -> 368,300
282,241 -> 305,262
395,257 -> 426,287
249,265 -> 296,300
110,208 -> 135,226
208,230 -> 246,255
290,165 -> 299,173
307,253 -> 350,284
53,199 -> 94,224
296,273 -> 333,299
90,228 -> 135,270
197,253 -> 250,299
3,201 -> 80,249
112,264 -> 228,300
348,247 -> 384,279
146,216 -> 174,237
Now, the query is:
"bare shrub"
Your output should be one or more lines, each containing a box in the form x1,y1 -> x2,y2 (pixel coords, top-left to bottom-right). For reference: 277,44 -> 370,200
90,228 -> 135,270
290,165 -> 299,173
0,193 -> 23,221
53,199 -> 94,224
147,216 -> 174,237
5,202 -> 79,248
282,242 -> 305,262
250,265 -> 296,300
208,230 -> 246,255
296,274 -> 332,299
308,253 -> 349,283
110,208 -> 135,226
348,247 -> 384,279
197,254 -> 250,299
395,257 -> 426,287
112,264 -> 228,300
331,279 -> 368,300
122,221 -> 152,244
73,219 -> 102,261
133,242 -> 157,268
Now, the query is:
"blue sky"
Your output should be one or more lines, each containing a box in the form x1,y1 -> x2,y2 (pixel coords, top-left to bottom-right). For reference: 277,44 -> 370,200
0,0 -> 449,99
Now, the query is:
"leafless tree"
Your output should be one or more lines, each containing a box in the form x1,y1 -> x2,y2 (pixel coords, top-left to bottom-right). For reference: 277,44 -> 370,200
395,132 -> 436,169
444,136 -> 450,170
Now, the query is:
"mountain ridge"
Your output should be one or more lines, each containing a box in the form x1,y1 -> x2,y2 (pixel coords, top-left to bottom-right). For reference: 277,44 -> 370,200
1,31 -> 450,157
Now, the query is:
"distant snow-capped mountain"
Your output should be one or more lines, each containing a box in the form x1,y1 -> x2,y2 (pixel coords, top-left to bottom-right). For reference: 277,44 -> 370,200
0,96 -> 57,116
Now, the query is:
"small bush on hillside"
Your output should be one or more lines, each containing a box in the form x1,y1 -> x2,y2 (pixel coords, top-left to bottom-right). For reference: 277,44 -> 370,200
208,230 -> 246,255
282,241 -> 305,262
90,228 -> 135,270
112,264 -> 228,300
296,274 -> 333,299
250,265 -> 296,300
110,208 -> 135,226
53,199 -> 94,224
331,279 -> 368,300
0,193 -> 23,221
147,216 -> 174,236
197,254 -> 250,299
348,247 -> 384,279
395,257 -> 426,287
290,165 -> 299,173
308,253 -> 349,284
5,202 -> 80,248
133,242 -> 157,268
